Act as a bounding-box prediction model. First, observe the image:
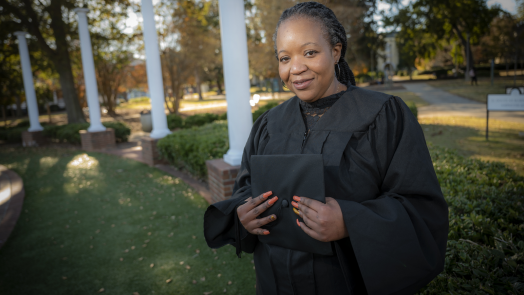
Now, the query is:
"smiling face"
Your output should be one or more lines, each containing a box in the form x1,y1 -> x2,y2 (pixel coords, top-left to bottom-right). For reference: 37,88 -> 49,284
276,17 -> 346,103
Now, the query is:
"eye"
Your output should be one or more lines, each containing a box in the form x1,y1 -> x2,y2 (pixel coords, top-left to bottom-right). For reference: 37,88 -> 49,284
305,50 -> 317,56
279,56 -> 290,63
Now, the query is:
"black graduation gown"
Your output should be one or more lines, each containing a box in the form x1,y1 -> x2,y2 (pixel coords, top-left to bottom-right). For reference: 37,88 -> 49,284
204,85 -> 449,295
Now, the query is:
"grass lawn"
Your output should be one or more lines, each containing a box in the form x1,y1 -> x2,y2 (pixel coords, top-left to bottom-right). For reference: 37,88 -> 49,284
0,148 -> 255,295
426,77 -> 524,103
383,91 -> 430,108
420,116 -> 524,176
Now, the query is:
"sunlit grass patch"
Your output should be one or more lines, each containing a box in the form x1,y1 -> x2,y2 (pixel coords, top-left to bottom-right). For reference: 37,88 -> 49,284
426,77 -> 524,103
420,116 -> 524,176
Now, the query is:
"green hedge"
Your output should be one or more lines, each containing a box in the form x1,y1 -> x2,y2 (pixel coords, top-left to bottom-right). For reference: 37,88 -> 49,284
419,146 -> 524,294
0,127 -> 26,142
184,113 -> 219,128
253,101 -> 280,122
407,102 -> 418,119
157,121 -> 229,179
44,122 -> 130,144
166,114 -> 184,130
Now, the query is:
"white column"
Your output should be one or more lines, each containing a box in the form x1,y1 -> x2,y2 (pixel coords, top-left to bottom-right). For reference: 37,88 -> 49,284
140,0 -> 171,139
14,32 -> 43,132
218,0 -> 253,166
73,8 -> 105,132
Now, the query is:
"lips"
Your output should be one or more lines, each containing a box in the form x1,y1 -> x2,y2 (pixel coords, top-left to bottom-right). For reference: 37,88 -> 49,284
292,78 -> 313,90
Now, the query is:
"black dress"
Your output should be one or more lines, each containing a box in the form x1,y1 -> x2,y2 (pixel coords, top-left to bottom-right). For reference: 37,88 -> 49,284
204,86 -> 449,295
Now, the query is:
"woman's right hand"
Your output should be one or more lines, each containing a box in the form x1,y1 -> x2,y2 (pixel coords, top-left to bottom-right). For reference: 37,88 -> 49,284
237,191 -> 279,235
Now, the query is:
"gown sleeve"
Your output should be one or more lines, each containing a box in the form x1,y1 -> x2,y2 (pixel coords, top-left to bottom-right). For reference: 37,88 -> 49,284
203,111 -> 271,257
336,96 -> 449,295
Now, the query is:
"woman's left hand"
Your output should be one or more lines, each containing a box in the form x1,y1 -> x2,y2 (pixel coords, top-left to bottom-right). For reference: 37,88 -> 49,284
292,196 -> 348,242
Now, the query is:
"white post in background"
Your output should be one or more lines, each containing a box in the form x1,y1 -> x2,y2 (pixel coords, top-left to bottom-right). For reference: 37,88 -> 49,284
14,32 -> 43,132
218,0 -> 253,166
140,0 -> 171,139
73,8 -> 105,132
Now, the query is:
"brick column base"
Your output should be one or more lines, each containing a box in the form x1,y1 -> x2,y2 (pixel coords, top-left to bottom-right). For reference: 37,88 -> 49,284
80,128 -> 116,151
22,131 -> 46,147
206,159 -> 240,203
141,137 -> 163,166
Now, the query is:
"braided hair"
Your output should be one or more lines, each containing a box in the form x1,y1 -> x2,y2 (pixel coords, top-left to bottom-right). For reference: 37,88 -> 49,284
272,2 -> 356,86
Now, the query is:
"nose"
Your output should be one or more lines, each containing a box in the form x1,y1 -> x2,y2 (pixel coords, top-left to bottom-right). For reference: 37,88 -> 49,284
289,58 -> 307,76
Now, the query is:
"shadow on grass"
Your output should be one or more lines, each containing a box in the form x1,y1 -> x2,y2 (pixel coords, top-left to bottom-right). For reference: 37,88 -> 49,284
0,147 -> 255,295
421,120 -> 524,176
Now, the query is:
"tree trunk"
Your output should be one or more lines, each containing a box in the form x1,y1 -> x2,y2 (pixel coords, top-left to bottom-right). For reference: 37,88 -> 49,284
195,69 -> 203,101
47,103 -> 52,124
452,26 -> 475,73
15,95 -> 22,118
216,78 -> 223,95
164,87 -> 174,113
2,105 -> 6,128
48,0 -> 86,124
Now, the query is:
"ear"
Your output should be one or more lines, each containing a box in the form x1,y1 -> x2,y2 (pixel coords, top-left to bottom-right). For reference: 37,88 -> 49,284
332,42 -> 343,63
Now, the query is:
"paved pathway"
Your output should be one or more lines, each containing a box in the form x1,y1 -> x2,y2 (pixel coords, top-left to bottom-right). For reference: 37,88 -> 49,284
402,82 -> 524,124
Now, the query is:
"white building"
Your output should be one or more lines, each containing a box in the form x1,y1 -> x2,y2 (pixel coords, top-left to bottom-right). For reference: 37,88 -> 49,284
377,33 -> 399,73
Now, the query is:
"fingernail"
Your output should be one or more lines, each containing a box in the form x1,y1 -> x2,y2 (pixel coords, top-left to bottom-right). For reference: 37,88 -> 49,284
291,201 -> 298,208
296,219 -> 300,227
270,215 -> 276,221
263,191 -> 272,198
293,196 -> 301,202
263,230 -> 270,235
293,208 -> 300,215
268,197 -> 278,205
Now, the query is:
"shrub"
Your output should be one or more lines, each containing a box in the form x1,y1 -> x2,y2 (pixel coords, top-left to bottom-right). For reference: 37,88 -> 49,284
183,113 -> 219,128
166,113 -> 184,130
253,101 -> 280,122
157,121 -> 229,179
217,112 -> 227,121
43,122 -> 130,144
0,127 -> 26,142
418,146 -> 524,294
407,102 -> 418,119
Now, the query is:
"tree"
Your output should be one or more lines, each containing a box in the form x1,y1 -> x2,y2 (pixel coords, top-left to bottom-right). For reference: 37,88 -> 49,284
384,0 -> 500,69
0,0 -> 132,123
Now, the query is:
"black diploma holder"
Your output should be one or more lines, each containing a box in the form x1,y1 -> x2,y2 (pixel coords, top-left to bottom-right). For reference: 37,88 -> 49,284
250,154 -> 333,255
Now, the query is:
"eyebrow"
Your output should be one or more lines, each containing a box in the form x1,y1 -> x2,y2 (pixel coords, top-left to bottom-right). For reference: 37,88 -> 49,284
277,42 -> 319,56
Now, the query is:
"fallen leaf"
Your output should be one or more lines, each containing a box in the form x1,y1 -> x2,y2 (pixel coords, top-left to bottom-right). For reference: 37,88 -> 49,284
120,258 -> 123,261
217,274 -> 221,278
187,244 -> 192,248
90,245 -> 93,249
215,257 -> 218,260
98,288 -> 105,293
192,235 -> 196,239
62,276 -> 67,280
195,249 -> 200,254
142,244 -> 147,247
153,211 -> 156,215
150,263 -> 154,268
111,224 -> 115,227
186,265 -> 191,270
200,277 -> 205,281
144,239 -> 150,243
192,280 -> 197,284
95,229 -> 100,234
223,289 -> 227,293
228,281 -> 232,285
138,257 -> 143,261
204,292 -> 213,295
148,232 -> 152,236
124,249 -> 129,253
131,246 -> 135,250
166,279 -> 172,283
180,261 -> 184,265
133,292 -> 139,295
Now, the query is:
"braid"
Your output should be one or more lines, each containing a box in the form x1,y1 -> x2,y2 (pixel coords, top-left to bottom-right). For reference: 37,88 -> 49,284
272,2 -> 356,86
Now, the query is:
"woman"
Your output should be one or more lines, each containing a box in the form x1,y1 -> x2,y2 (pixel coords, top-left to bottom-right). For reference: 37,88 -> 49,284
204,2 -> 448,294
